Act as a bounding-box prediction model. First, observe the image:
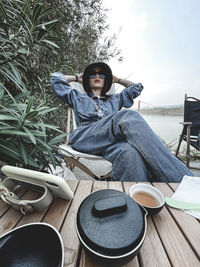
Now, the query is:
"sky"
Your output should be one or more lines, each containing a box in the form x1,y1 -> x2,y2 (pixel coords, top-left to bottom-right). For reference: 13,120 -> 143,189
102,0 -> 200,107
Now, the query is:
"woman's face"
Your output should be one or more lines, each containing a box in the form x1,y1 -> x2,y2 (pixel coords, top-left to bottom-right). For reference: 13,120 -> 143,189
89,66 -> 105,91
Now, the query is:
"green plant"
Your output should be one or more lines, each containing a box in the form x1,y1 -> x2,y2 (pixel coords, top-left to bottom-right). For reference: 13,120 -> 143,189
0,0 -> 68,170
0,89 -> 67,170
0,0 -> 60,94
0,0 -> 121,170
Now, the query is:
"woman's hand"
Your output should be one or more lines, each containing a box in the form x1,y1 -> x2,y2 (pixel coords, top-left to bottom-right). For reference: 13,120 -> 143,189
77,73 -> 83,83
112,75 -> 120,83
113,74 -> 134,88
64,73 -> 83,83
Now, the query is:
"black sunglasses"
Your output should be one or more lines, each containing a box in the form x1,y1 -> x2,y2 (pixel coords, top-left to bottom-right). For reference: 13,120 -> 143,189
89,71 -> 105,79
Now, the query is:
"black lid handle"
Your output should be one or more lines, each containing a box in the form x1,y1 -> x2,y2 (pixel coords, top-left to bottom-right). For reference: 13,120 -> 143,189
92,196 -> 127,217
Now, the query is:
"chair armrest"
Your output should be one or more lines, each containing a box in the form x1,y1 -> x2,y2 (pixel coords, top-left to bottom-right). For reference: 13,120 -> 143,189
65,107 -> 72,144
179,122 -> 192,125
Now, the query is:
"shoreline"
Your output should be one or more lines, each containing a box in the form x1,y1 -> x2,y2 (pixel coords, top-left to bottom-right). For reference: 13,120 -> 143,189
139,107 -> 184,116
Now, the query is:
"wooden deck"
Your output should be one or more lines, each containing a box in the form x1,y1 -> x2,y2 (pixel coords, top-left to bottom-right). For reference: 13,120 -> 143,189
0,180 -> 200,266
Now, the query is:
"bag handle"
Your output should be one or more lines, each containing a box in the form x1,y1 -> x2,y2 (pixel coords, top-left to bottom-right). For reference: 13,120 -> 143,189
0,178 -> 53,214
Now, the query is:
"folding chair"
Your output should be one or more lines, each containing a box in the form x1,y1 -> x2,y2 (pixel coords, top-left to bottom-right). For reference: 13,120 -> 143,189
175,94 -> 200,169
59,82 -> 113,181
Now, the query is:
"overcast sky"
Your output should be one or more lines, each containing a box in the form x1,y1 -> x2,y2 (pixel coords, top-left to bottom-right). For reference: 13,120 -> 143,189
102,0 -> 200,107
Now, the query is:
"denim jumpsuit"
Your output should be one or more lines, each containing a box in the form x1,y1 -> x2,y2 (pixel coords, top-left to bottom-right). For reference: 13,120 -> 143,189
50,72 -> 193,182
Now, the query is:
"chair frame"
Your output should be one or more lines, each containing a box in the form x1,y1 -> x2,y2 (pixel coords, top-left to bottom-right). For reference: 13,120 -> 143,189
59,107 -> 112,181
175,94 -> 200,170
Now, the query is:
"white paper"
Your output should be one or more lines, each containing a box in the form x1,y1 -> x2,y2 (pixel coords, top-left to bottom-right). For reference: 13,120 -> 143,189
171,175 -> 200,219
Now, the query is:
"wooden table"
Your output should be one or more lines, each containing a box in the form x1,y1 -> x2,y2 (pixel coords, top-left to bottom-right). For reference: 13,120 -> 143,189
0,180 -> 200,266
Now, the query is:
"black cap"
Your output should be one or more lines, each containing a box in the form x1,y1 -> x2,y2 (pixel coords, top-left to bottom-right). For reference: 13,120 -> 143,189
82,62 -> 113,94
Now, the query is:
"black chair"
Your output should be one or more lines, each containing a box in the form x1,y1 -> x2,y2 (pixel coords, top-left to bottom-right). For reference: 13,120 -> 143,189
176,94 -> 200,169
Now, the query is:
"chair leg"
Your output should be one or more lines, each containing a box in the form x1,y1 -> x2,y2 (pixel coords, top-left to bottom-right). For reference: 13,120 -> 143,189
186,125 -> 191,168
101,171 -> 112,179
62,155 -> 101,180
65,161 -> 75,172
176,126 -> 186,157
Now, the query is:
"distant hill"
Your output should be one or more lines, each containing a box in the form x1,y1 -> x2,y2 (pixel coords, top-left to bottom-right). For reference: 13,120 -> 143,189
158,104 -> 183,109
140,105 -> 184,116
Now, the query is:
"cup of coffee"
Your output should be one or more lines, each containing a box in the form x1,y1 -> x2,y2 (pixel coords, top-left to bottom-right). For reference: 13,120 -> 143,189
129,184 -> 165,214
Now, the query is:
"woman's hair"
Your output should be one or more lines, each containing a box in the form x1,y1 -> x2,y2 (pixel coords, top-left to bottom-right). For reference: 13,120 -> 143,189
82,62 -> 112,96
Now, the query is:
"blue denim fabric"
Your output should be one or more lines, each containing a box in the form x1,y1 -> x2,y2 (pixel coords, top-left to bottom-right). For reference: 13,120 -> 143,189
50,72 -> 143,127
69,110 -> 193,182
50,72 -> 194,182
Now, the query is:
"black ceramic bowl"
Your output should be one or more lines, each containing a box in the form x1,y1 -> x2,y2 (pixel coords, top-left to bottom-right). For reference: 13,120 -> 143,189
129,184 -> 165,214
0,223 -> 64,267
76,189 -> 147,266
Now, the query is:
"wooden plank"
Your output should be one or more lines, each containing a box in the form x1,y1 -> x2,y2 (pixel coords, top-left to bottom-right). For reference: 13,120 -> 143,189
42,180 -> 79,230
0,190 -> 39,236
168,183 -> 179,191
60,180 -> 93,267
79,250 -> 105,267
123,182 -> 171,267
0,208 -> 22,236
92,180 -> 108,192
139,216 -> 171,267
152,183 -> 199,266
0,185 -> 27,217
122,258 -> 140,267
108,181 -> 123,190
16,190 -> 47,227
17,208 -> 48,226
79,248 -> 140,267
66,180 -> 79,194
0,201 -> 10,217
123,182 -> 136,195
154,182 -> 200,259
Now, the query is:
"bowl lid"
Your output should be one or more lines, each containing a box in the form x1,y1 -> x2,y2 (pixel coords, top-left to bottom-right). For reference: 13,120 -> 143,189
76,189 -> 144,256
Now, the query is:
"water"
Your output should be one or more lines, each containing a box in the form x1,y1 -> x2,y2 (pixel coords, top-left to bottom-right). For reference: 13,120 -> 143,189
140,114 -> 200,174
141,114 -> 183,145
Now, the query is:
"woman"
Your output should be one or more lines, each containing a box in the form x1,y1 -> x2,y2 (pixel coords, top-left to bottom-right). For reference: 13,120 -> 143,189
50,62 -> 193,182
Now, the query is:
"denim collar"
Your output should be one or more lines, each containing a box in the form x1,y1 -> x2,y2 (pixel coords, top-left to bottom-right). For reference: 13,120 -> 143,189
89,91 -> 108,100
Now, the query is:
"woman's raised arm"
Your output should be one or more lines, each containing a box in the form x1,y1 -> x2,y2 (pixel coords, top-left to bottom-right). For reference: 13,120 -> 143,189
113,74 -> 133,88
64,73 -> 83,83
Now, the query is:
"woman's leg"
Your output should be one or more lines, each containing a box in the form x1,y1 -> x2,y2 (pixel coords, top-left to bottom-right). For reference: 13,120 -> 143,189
103,141 -> 150,181
70,109 -> 194,182
110,109 -> 194,182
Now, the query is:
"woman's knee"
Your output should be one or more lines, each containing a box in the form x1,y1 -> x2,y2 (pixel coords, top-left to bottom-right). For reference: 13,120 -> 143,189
113,143 -> 144,166
114,109 -> 143,122
118,143 -> 136,159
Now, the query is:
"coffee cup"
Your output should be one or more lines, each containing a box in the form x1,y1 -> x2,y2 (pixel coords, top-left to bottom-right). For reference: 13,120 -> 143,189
129,184 -> 165,214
